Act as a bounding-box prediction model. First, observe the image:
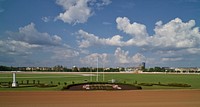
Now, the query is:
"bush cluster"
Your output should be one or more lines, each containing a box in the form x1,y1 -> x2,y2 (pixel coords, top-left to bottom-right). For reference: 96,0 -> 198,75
138,83 -> 154,86
138,82 -> 191,87
167,83 -> 191,87
0,80 -> 59,88
34,84 -> 58,88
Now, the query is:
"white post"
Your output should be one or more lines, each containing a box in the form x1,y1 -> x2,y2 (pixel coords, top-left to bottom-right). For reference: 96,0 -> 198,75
12,72 -> 17,87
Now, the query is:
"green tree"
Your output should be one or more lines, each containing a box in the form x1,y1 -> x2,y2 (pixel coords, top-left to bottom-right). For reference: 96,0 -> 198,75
73,67 -> 79,72
149,68 -> 154,72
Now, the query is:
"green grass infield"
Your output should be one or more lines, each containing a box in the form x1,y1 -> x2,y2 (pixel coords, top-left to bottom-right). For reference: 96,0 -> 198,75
0,72 -> 200,91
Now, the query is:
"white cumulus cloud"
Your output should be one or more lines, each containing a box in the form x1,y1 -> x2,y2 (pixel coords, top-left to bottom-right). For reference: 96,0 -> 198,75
0,23 -> 82,66
114,47 -> 146,64
116,17 -> 148,38
77,17 -> 200,59
55,0 -> 111,24
115,17 -> 200,50
76,17 -> 200,65
77,29 -> 124,48
8,23 -> 62,46
114,47 -> 130,64
80,47 -> 146,67
80,53 -> 109,66
132,53 -> 146,63
56,0 -> 92,24
152,18 -> 200,49
0,40 -> 41,55
51,47 -> 79,60
1,23 -> 64,56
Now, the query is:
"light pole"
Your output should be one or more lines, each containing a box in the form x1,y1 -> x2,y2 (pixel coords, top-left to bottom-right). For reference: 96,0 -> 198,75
96,57 -> 99,82
90,67 -> 92,81
103,62 -> 105,82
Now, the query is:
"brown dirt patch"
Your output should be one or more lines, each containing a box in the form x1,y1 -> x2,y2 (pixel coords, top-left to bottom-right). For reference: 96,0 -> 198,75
0,90 -> 200,107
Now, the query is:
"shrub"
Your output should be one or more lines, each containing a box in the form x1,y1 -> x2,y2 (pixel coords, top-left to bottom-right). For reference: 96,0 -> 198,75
138,83 -> 153,86
33,80 -> 35,84
167,83 -> 191,87
0,82 -> 10,87
134,81 -> 137,84
138,82 -> 191,87
35,84 -> 58,88
26,80 -> 29,84
37,80 -> 40,84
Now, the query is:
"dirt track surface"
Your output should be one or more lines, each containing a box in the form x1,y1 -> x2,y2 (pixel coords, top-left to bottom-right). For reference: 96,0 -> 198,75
0,90 -> 200,107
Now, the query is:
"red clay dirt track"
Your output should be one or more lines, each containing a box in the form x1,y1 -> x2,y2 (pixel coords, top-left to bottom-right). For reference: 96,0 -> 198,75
0,90 -> 200,107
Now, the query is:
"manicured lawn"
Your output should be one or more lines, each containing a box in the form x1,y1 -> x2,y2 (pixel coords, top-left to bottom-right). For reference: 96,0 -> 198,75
105,73 -> 200,89
0,72 -> 200,91
106,74 -> 200,86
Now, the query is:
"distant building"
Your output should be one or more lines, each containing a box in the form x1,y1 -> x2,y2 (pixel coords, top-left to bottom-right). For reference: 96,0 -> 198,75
175,67 -> 198,73
26,67 -> 32,71
124,67 -> 142,73
162,67 -> 175,72
142,62 -> 145,69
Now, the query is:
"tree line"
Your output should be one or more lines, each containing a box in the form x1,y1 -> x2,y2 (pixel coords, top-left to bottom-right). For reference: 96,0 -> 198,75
0,65 -> 119,72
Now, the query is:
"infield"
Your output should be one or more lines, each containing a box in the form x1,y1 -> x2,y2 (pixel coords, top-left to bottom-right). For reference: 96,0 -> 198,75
0,72 -> 200,91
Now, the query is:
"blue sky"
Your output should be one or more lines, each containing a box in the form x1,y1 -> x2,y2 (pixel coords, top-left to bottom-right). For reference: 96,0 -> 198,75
0,0 -> 200,68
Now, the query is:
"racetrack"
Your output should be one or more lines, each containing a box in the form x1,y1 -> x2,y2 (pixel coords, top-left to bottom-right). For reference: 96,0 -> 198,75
0,90 -> 200,107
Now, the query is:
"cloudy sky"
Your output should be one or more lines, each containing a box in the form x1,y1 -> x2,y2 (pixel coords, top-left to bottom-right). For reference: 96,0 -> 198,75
0,0 -> 200,68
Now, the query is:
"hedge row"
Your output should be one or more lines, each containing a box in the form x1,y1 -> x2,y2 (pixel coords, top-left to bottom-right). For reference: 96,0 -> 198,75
138,82 -> 191,87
